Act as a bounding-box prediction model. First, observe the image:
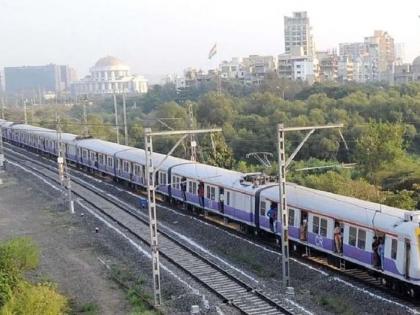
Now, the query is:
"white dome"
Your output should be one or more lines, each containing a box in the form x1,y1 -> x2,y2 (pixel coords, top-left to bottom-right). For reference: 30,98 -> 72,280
94,56 -> 126,68
413,56 -> 420,66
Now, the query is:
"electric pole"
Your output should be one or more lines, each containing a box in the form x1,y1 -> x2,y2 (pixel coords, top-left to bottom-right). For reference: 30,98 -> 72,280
0,124 -> 4,171
277,123 -> 344,289
123,93 -> 128,145
144,127 -> 222,307
113,93 -> 120,144
57,116 -> 74,214
1,96 -> 5,120
82,96 -> 89,137
23,99 -> 28,124
187,102 -> 197,161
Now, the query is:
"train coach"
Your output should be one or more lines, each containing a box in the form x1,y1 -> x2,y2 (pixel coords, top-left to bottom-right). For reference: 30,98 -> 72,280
1,120 -> 420,296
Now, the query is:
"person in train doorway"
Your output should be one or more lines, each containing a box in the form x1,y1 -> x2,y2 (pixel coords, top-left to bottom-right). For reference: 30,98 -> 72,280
198,182 -> 205,208
300,219 -> 308,241
378,237 -> 385,271
372,236 -> 380,268
218,188 -> 224,214
267,202 -> 278,232
181,177 -> 187,202
334,223 -> 342,254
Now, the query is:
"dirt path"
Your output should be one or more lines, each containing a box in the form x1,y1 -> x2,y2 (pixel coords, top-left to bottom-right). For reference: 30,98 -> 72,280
0,171 -> 131,315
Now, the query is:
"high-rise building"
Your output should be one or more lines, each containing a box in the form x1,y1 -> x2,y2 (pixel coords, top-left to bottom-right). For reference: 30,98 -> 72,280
284,11 -> 314,57
365,30 -> 395,78
339,42 -> 368,61
4,64 -> 75,95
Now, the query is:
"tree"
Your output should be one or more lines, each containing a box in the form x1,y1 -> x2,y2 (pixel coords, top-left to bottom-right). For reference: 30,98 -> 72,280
354,122 -> 405,179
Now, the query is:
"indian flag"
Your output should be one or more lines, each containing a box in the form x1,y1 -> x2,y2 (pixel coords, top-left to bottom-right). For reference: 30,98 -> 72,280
208,43 -> 217,60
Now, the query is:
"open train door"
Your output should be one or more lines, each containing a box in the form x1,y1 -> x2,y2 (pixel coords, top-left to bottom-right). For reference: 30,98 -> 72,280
404,238 -> 411,279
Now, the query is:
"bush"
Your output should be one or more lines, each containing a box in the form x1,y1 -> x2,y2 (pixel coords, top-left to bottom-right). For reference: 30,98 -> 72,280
1,282 -> 68,315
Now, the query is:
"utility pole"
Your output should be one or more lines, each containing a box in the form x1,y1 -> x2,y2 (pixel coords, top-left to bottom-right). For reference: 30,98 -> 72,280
23,99 -> 28,124
113,93 -> 120,144
122,93 -> 128,145
1,96 -> 5,120
31,98 -> 35,124
277,123 -> 343,289
82,97 -> 89,137
144,127 -> 222,307
187,102 -> 197,161
0,124 -> 4,171
57,116 -> 74,214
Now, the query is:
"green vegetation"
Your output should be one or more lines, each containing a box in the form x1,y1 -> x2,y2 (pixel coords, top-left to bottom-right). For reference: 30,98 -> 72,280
318,294 -> 356,315
9,80 -> 420,209
0,237 -> 68,315
109,265 -> 158,315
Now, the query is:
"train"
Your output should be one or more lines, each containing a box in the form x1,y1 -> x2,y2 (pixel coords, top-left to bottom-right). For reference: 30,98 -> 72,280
1,119 -> 419,296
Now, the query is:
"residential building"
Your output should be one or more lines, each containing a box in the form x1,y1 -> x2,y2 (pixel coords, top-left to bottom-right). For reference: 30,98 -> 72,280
365,30 -> 395,80
4,64 -> 71,95
393,63 -> 412,85
317,50 -> 338,82
219,58 -> 245,79
278,47 -> 317,83
71,56 -> 148,95
284,11 -> 315,57
337,56 -> 354,82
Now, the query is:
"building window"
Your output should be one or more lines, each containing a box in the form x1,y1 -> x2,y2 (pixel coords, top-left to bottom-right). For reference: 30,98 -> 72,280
349,226 -> 357,247
260,201 -> 266,216
391,238 -> 398,260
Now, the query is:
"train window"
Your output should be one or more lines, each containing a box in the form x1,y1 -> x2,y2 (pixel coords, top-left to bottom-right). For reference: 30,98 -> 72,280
210,187 -> 216,200
107,156 -> 113,167
206,186 -> 211,199
312,216 -> 320,234
357,229 -> 366,250
391,238 -> 398,260
90,152 -> 96,161
260,201 -> 266,216
98,154 -> 104,165
320,218 -> 328,237
188,181 -> 193,193
172,176 -> 176,188
159,172 -> 166,185
288,209 -> 295,226
192,182 -> 197,194
349,226 -> 357,246
123,161 -> 129,172
82,150 -> 88,159
226,191 -> 230,206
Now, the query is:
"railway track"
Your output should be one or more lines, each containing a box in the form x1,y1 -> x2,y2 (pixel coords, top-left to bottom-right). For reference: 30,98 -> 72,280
5,142 -> 419,312
4,147 -> 297,315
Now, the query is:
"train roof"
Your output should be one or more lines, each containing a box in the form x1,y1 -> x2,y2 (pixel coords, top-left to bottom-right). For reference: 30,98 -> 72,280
10,124 -> 78,142
262,183 -> 416,236
0,120 -> 15,128
171,162 -> 267,194
116,148 -> 190,170
76,138 -> 134,156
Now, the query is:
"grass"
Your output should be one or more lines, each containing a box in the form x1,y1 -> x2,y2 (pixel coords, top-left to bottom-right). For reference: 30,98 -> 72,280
109,265 -> 159,315
318,295 -> 356,315
79,302 -> 99,314
218,247 -> 276,278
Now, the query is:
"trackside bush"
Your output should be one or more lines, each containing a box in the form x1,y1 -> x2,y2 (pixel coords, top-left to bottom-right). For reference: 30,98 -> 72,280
0,237 -> 68,314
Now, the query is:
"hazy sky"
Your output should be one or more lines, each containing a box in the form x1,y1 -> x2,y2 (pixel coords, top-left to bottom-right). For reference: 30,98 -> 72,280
1,0 -> 420,81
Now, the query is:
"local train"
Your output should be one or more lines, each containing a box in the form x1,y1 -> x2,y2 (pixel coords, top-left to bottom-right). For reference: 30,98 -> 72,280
1,119 -> 419,295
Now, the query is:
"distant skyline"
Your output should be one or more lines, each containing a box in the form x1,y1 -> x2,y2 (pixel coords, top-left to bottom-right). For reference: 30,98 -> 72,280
1,0 -> 420,82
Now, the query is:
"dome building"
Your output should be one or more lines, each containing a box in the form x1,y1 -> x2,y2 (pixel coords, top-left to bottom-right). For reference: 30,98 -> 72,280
71,56 -> 148,95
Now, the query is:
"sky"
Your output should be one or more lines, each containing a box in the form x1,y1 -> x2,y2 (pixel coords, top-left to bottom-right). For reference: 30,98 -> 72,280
1,0 -> 420,82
